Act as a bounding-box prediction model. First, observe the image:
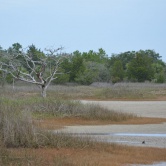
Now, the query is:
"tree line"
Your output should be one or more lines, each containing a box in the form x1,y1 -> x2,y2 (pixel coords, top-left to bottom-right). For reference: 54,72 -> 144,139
0,43 -> 166,87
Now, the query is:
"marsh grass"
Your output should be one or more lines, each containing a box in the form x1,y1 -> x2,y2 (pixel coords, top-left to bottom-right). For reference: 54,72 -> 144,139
0,97 -> 134,149
47,83 -> 166,100
95,82 -> 166,99
1,83 -> 166,165
0,141 -> 9,165
0,100 -> 98,149
2,82 -> 166,100
0,101 -> 36,147
29,98 -> 135,121
1,143 -> 166,166
0,83 -> 163,149
0,145 -> 48,166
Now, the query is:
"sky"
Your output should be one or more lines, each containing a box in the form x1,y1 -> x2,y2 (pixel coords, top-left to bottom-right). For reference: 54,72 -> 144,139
0,0 -> 166,61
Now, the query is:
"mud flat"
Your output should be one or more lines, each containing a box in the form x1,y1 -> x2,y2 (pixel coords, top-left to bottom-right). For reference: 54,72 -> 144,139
58,101 -> 166,148
80,100 -> 166,118
59,124 -> 166,148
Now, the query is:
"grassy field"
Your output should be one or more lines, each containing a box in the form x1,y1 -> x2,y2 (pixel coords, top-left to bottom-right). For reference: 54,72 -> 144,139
1,83 -> 166,165
2,82 -> 166,100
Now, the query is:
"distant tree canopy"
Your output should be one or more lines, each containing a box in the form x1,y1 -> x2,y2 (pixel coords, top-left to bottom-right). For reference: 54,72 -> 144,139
0,43 -> 166,86
127,52 -> 154,82
111,60 -> 124,83
108,50 -> 165,83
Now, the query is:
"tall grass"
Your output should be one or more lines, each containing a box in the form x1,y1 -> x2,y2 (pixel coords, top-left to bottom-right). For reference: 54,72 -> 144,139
0,96 -> 135,149
1,82 -> 166,100
0,100 -> 97,149
93,82 -> 166,99
0,84 -> 166,165
0,101 -> 37,147
26,98 -> 136,121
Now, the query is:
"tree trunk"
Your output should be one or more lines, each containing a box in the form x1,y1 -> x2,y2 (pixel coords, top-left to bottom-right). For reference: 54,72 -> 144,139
12,78 -> 15,90
41,86 -> 47,98
1,72 -> 6,87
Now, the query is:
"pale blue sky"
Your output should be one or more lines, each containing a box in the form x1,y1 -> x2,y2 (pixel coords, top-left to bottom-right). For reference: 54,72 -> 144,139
1,0 -> 166,61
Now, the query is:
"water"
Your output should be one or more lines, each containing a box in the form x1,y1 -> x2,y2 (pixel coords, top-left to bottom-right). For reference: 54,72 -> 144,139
74,133 -> 166,137
69,132 -> 166,165
72,132 -> 166,148
130,162 -> 166,166
113,133 -> 166,137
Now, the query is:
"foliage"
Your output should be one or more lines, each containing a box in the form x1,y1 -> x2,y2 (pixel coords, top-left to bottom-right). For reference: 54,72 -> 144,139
127,52 -> 155,82
0,44 -> 68,97
53,72 -> 70,84
111,60 -> 124,83
75,61 -> 110,85
108,51 -> 135,69
69,51 -> 85,82
0,43 -> 165,85
152,63 -> 165,83
82,48 -> 108,63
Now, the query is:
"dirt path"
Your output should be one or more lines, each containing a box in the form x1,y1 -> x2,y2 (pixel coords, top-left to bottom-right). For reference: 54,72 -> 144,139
58,101 -> 166,148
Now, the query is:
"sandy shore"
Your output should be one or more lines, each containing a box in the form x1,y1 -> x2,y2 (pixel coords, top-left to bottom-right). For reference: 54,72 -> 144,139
58,101 -> 166,148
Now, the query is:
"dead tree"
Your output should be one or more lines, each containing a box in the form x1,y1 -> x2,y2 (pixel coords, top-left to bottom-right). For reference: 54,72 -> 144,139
0,47 -> 68,97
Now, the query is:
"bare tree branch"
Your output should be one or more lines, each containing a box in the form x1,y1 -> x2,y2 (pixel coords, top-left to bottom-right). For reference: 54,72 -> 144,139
0,47 -> 68,97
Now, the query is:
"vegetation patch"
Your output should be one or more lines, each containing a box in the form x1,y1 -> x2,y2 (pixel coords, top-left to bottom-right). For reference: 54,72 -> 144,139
1,83 -> 166,100
29,98 -> 136,121
0,100 -> 97,149
1,143 -> 166,166
1,85 -> 166,165
36,117 -> 166,130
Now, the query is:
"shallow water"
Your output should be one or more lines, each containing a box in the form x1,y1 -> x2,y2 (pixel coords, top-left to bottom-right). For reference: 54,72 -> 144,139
130,162 -> 166,166
71,132 -> 166,148
74,133 -> 166,137
113,133 -> 166,137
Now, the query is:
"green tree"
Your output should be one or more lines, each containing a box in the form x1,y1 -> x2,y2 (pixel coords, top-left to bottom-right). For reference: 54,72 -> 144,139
7,43 -> 22,55
111,60 -> 124,83
142,49 -> 161,62
69,51 -> 85,82
152,63 -> 165,83
108,51 -> 135,69
82,48 -> 108,63
27,44 -> 45,61
75,61 -> 110,85
12,43 -> 22,53
127,53 -> 154,82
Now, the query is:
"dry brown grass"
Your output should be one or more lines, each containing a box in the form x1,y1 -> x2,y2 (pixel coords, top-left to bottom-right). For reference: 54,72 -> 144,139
1,84 -> 166,165
2,83 -> 166,100
6,144 -> 166,166
35,117 -> 166,130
